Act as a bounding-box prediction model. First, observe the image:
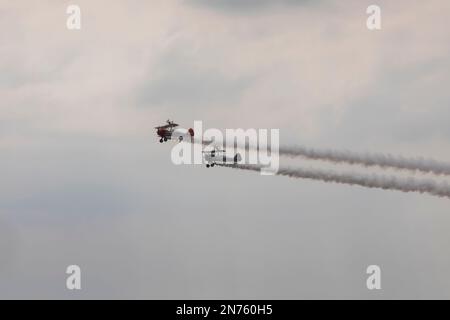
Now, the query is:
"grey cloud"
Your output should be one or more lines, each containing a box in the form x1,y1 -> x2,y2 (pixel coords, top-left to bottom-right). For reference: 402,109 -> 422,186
324,57 -> 450,147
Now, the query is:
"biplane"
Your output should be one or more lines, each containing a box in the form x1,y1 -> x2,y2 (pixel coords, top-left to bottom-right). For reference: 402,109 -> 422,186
155,120 -> 194,143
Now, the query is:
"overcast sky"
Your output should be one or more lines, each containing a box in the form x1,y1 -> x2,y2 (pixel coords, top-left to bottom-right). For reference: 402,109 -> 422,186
1,0 -> 450,299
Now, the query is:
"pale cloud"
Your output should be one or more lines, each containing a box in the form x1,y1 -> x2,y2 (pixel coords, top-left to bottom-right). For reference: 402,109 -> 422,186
188,0 -> 313,13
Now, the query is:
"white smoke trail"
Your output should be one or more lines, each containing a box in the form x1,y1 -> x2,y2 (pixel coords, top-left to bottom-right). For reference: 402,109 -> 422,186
219,164 -> 450,199
277,145 -> 450,176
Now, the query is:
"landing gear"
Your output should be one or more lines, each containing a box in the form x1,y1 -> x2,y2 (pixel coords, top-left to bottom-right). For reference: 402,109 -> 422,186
159,138 -> 163,143
206,164 -> 210,168
164,137 -> 168,142
211,163 -> 215,167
